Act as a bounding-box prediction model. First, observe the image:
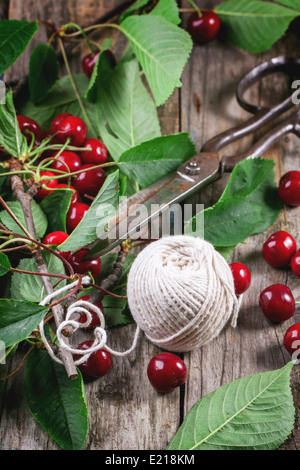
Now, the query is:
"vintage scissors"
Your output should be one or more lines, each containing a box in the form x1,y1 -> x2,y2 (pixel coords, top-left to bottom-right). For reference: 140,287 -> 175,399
87,56 -> 300,258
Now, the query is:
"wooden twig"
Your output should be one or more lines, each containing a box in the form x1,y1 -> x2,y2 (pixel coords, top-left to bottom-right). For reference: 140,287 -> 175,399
62,245 -> 128,337
9,158 -> 78,380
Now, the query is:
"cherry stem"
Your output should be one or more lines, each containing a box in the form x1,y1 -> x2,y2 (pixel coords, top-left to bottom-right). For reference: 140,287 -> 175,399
184,0 -> 202,17
48,275 -> 83,309
62,22 -> 120,38
63,22 -> 95,54
89,281 -> 127,299
58,36 -> 97,136
11,267 -> 70,280
0,229 -> 75,277
0,196 -> 32,239
0,346 -> 34,382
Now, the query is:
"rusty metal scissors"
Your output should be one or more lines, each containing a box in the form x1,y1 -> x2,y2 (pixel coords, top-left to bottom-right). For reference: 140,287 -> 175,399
88,56 -> 300,257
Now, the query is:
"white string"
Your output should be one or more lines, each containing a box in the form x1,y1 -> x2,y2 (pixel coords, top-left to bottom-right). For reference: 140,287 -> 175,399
39,275 -> 141,365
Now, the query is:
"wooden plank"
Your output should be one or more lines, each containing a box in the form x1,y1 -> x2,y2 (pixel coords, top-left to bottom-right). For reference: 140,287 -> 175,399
180,0 -> 300,451
0,0 -> 182,451
1,0 -> 300,451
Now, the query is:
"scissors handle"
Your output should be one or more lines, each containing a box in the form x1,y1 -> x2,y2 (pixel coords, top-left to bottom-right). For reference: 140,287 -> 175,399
221,107 -> 300,171
202,95 -> 294,155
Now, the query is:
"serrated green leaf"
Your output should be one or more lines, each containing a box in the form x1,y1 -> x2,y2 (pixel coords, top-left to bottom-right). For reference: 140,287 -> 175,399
85,42 -> 114,103
10,253 -> 67,303
0,89 -> 27,157
119,0 -> 151,22
0,252 -> 11,276
0,299 -> 48,347
167,361 -> 295,450
59,170 -> 119,252
39,189 -> 72,233
96,56 -> 161,161
119,15 -> 192,106
0,199 -> 47,238
119,133 -> 196,188
150,0 -> 181,25
25,348 -> 88,450
219,157 -> 282,235
0,20 -> 38,76
185,196 -> 261,247
29,44 -> 59,104
215,0 -> 299,53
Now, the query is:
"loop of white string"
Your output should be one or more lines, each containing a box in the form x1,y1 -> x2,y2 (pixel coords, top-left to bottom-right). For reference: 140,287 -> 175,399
39,275 -> 141,366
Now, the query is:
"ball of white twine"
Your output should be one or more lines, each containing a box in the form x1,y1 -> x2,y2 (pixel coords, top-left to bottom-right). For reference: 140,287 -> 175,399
39,276 -> 140,365
127,235 -> 241,352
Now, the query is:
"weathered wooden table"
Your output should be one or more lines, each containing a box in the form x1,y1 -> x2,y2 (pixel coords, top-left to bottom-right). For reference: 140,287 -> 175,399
1,0 -> 300,451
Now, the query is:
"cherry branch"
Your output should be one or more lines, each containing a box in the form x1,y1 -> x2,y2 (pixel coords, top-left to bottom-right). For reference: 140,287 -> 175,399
8,158 -> 78,380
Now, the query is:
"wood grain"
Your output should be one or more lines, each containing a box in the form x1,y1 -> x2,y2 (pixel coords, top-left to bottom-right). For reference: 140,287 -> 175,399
1,0 -> 300,451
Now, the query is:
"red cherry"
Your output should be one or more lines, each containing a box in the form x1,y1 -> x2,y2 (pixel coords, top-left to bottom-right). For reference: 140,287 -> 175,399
66,202 -> 89,233
283,323 -> 300,357
43,231 -> 69,246
147,352 -> 187,393
82,49 -> 116,78
72,163 -> 106,197
52,183 -> 79,205
187,10 -> 221,45
81,138 -> 109,165
262,230 -> 297,268
35,171 -> 58,200
17,115 -> 40,138
77,295 -> 103,330
74,340 -> 112,378
50,112 -> 72,134
278,171 -> 300,207
50,150 -> 82,181
291,249 -> 300,278
56,115 -> 88,147
229,262 -> 251,296
68,248 -> 101,280
82,51 -> 100,78
259,284 -> 295,323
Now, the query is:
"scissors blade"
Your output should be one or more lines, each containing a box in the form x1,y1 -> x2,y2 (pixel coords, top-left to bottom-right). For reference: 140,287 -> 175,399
85,152 -> 221,258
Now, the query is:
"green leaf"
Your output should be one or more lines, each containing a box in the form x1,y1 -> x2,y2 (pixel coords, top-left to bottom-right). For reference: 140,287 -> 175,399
10,253 -> 67,303
0,299 -> 47,347
85,41 -> 114,103
0,252 -> 11,276
150,0 -> 181,25
215,0 -> 300,53
96,56 -> 161,161
0,199 -> 47,238
167,361 -> 295,450
59,170 -> 120,252
19,74 -> 98,138
185,196 -> 261,247
29,44 -> 59,104
119,133 -> 196,188
119,15 -> 193,106
0,89 -> 27,157
0,20 -> 38,76
219,157 -> 282,235
39,189 -> 72,233
25,348 -> 88,450
119,0 -> 151,22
